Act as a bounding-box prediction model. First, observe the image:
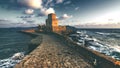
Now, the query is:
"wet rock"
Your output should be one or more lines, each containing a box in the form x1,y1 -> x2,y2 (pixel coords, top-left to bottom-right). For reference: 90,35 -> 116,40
11,52 -> 24,60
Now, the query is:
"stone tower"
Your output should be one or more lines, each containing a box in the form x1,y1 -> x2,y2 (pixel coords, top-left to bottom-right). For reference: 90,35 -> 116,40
48,13 -> 58,27
46,13 -> 58,32
46,13 -> 66,33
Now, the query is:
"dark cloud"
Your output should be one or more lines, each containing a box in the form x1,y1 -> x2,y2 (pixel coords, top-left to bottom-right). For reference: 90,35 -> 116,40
0,0 -> 65,17
22,18 -> 35,23
0,18 -> 10,22
26,20 -> 35,23
17,14 -> 36,24
56,0 -> 64,4
0,0 -> 23,10
18,15 -> 35,18
64,1 -> 71,5
75,7 -> 79,10
37,13 -> 45,17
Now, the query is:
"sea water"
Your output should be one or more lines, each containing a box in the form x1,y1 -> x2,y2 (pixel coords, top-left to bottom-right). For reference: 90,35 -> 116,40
0,28 -> 33,68
77,29 -> 120,60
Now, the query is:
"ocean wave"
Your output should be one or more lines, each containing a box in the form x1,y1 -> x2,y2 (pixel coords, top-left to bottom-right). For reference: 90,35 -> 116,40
96,32 -> 111,35
87,43 -> 120,60
75,30 -> 120,60
0,52 -> 24,68
110,45 -> 120,53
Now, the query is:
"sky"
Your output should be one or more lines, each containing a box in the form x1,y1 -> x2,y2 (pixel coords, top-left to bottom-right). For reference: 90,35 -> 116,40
0,0 -> 120,28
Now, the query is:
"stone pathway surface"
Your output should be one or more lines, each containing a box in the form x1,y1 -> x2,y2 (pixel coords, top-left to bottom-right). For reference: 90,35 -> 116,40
15,33 -> 93,68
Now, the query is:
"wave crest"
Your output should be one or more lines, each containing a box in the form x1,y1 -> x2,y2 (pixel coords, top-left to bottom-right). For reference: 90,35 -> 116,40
0,52 -> 24,68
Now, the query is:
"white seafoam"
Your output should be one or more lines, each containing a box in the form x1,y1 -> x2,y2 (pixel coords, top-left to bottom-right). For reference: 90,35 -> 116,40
0,52 -> 24,68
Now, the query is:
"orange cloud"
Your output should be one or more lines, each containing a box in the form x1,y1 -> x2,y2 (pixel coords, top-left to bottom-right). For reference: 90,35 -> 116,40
27,0 -> 42,9
18,0 -> 42,9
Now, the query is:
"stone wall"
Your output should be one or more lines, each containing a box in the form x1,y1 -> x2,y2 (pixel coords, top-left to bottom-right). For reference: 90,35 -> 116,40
52,26 -> 66,33
51,32 -> 120,68
22,29 -> 35,33
19,30 -> 120,68
15,31 -> 93,68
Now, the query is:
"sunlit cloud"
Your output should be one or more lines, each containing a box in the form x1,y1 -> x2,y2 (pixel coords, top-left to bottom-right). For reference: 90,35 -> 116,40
18,0 -> 42,9
56,0 -> 64,4
40,7 -> 55,16
59,14 -> 72,20
24,9 -> 34,14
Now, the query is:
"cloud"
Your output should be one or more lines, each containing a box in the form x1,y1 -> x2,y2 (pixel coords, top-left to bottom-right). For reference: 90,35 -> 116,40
37,13 -> 45,17
2,0 -> 58,17
49,3 -> 55,7
75,7 -> 79,10
40,7 -> 55,16
24,9 -> 34,14
17,0 -> 42,9
16,20 -> 37,27
56,0 -> 64,4
17,15 -> 36,23
44,0 -> 53,7
22,18 -> 35,23
59,14 -> 72,20
26,20 -> 35,23
17,0 -> 56,17
0,18 -> 10,22
0,19 -> 37,28
0,0 -> 43,10
64,1 -> 71,5
36,0 -> 56,16
18,15 -> 35,18
0,19 -> 18,28
75,23 -> 120,28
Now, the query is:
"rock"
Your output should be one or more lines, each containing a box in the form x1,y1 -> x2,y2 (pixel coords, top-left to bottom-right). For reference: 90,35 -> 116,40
47,61 -> 51,67
11,52 -> 24,60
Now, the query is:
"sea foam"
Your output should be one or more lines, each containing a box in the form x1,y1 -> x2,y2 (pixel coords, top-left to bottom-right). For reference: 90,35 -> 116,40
0,52 -> 24,68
